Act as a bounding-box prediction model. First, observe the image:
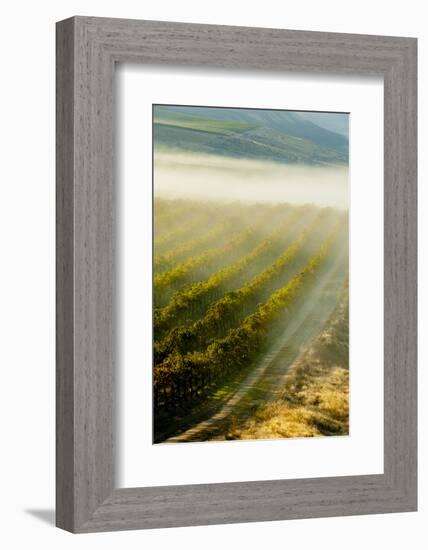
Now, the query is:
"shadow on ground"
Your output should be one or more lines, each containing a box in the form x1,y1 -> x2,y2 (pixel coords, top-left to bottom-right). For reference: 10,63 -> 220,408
25,509 -> 55,526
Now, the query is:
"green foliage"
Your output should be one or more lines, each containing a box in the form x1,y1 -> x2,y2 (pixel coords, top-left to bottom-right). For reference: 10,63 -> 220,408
153,220 -> 342,414
153,202 -> 298,307
154,211 -> 212,255
153,208 -> 303,339
155,219 -> 236,273
154,208 -> 336,351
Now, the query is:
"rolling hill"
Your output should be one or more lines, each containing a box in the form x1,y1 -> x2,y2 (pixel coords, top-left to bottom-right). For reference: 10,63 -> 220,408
153,105 -> 349,166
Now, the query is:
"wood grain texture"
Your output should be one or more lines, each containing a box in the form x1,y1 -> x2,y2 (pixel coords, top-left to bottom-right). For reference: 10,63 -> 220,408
56,16 -> 417,533
56,18 -> 75,532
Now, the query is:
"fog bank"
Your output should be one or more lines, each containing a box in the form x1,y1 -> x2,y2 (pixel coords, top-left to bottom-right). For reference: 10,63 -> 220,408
154,151 -> 349,209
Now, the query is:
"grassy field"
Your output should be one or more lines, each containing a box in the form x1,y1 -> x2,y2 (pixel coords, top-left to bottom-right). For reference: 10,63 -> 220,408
225,287 -> 349,440
153,198 -> 349,443
154,118 -> 257,136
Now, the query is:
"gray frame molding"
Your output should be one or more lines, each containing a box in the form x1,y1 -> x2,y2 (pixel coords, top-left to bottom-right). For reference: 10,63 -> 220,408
56,16 -> 417,533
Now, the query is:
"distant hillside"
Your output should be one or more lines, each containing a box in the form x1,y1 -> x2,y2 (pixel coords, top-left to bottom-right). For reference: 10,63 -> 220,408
297,112 -> 349,137
154,106 -> 348,165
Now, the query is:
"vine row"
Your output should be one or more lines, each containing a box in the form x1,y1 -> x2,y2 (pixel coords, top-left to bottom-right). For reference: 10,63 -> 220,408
153,223 -> 342,412
154,209 -> 336,354
153,207 -> 305,339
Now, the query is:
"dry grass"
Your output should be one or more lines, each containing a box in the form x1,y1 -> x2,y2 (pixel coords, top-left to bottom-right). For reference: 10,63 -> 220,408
227,291 -> 349,440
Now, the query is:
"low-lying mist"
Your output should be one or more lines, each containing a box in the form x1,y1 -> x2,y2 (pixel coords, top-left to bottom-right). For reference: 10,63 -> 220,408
154,151 -> 349,209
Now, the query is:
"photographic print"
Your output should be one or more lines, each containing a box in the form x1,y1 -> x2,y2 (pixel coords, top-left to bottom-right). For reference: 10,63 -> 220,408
153,105 -> 349,444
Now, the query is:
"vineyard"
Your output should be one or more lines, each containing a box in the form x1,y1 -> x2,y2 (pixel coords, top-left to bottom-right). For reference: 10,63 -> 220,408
153,198 -> 349,442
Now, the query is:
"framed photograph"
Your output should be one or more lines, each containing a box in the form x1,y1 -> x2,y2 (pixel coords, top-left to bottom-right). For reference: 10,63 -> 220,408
56,16 -> 417,532
150,102 -> 350,446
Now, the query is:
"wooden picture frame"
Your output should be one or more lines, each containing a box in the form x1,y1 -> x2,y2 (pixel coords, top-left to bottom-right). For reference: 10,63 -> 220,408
56,16 -> 417,533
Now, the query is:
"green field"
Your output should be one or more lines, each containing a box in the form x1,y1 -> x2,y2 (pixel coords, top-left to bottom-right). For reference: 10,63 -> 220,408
153,198 -> 349,443
154,106 -> 257,135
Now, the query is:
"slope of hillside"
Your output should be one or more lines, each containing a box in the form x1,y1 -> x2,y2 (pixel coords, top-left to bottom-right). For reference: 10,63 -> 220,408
297,111 -> 349,137
155,105 -> 348,157
154,106 -> 348,165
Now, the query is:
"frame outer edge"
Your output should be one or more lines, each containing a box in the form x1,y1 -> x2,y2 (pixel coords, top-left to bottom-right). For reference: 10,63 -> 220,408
56,16 -> 418,532
397,37 -> 417,508
56,16 -> 76,532
72,15 -> 116,531
383,39 -> 417,510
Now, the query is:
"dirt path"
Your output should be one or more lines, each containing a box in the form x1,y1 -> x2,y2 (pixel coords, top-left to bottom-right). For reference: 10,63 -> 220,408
164,250 -> 347,443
